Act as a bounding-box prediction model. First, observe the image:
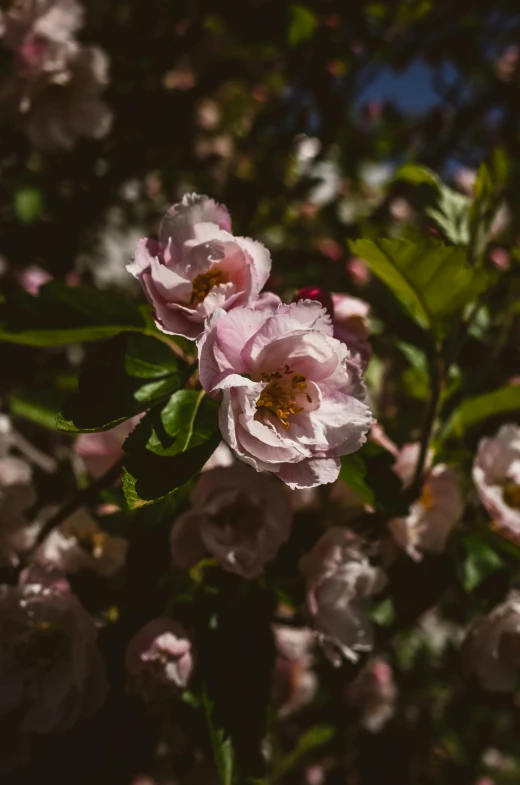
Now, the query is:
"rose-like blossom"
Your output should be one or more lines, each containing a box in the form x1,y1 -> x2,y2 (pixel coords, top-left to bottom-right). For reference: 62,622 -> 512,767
170,464 -> 292,579
0,564 -> 107,740
127,194 -> 272,340
388,464 -> 463,561
300,527 -> 386,664
346,657 -> 397,732
197,300 -> 373,489
35,507 -> 127,577
473,424 -> 520,543
15,264 -> 53,294
125,618 -> 193,698
271,625 -> 317,716
75,415 -> 141,479
331,293 -> 371,370
21,44 -> 112,151
392,441 -> 432,489
462,591 -> 520,692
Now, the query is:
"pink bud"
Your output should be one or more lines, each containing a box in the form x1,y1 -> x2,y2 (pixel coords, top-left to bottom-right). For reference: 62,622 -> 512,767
293,286 -> 334,318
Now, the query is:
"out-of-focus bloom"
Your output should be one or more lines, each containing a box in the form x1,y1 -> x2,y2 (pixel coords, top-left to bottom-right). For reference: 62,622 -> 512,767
271,625 -> 317,716
162,65 -> 196,91
170,464 -> 292,579
86,212 -> 143,290
21,45 -> 112,151
388,464 -> 462,561
201,440 -> 234,472
75,416 -> 141,478
195,97 -> 221,131
300,527 -> 386,664
392,441 -> 432,489
346,256 -> 370,286
35,507 -> 127,577
489,247 -> 510,270
332,293 -> 371,371
346,657 -> 397,732
495,44 -> 520,82
0,564 -> 107,738
15,264 -> 53,294
125,618 -> 193,698
127,194 -> 272,340
462,591 -> 520,692
198,300 -> 373,489
473,424 -> 520,543
0,415 -> 37,565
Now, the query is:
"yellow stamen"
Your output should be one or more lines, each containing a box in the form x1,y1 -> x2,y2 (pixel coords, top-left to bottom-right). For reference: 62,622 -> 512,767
256,369 -> 311,430
190,268 -> 228,305
503,479 -> 520,510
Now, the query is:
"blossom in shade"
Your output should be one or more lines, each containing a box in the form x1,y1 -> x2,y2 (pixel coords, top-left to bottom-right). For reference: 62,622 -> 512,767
21,45 -> 112,151
0,415 -> 37,565
170,464 -> 292,579
472,424 -> 520,543
0,564 -> 107,738
388,464 -> 463,561
197,300 -> 373,489
346,657 -> 397,732
300,527 -> 386,664
271,625 -> 317,716
127,194 -> 272,340
15,265 -> 53,294
462,591 -> 520,692
331,293 -> 371,370
35,507 -> 127,577
75,415 -> 141,479
125,618 -> 193,698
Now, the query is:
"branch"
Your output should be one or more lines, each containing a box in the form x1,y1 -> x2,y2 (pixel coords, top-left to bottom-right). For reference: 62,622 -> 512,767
29,457 -> 126,552
410,344 -> 444,496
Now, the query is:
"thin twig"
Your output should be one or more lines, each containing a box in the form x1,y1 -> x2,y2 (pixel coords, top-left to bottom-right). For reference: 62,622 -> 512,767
410,344 -> 444,495
29,457 -> 126,552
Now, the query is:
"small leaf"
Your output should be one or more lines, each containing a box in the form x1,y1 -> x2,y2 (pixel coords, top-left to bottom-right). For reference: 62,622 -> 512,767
394,163 -> 441,188
15,186 -> 44,223
339,454 -> 375,506
462,533 -> 504,591
273,725 -> 335,780
58,333 -> 183,433
349,237 -> 489,337
122,391 -> 220,505
202,690 -> 235,785
9,388 -> 68,430
445,386 -> 520,436
288,5 -> 317,47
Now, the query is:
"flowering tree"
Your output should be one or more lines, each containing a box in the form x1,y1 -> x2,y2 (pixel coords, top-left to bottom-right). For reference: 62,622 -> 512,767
0,2 -> 519,785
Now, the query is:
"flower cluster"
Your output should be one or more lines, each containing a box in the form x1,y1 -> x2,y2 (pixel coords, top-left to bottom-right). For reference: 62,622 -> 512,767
0,0 -> 112,150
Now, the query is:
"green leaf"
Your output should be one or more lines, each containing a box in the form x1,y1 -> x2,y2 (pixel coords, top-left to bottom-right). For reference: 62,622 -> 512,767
15,186 -> 44,223
202,690 -> 235,785
122,391 -> 220,506
273,725 -> 335,780
394,163 -> 441,188
339,454 -> 375,506
58,333 -> 183,433
0,282 -> 147,346
445,386 -> 520,436
462,533 -> 504,591
349,237 -> 489,337
288,5 -> 317,47
9,388 -> 68,430
468,148 -> 510,264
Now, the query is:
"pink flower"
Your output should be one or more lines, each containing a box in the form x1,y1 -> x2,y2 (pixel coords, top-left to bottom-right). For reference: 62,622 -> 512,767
125,618 -> 193,698
392,441 -> 432,489
35,507 -> 128,577
170,464 -> 292,579
15,265 -> 53,294
197,300 -> 373,489
346,657 -> 397,732
332,293 -> 371,370
473,424 -> 520,543
0,453 -> 37,565
462,591 -> 520,692
388,464 -> 463,561
0,565 -> 107,736
271,625 -> 317,716
21,45 -> 112,151
75,416 -> 141,478
300,528 -> 386,664
127,194 -> 272,340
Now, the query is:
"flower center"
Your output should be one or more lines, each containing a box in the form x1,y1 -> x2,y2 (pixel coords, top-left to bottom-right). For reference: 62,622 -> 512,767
190,268 -> 228,305
419,483 -> 435,511
76,529 -> 108,559
503,479 -> 520,510
256,365 -> 312,430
